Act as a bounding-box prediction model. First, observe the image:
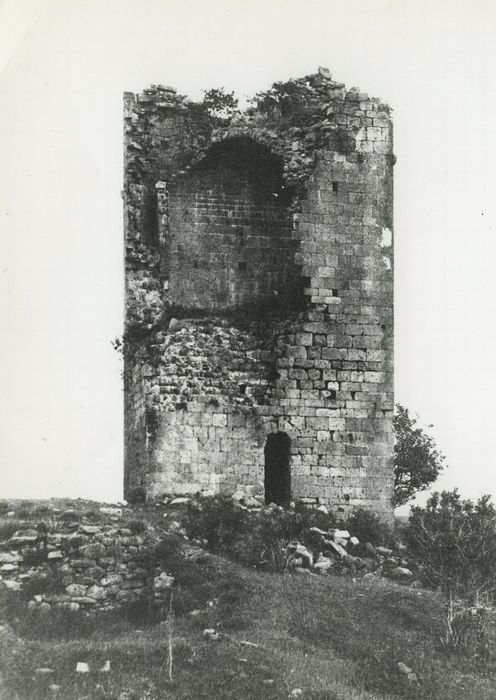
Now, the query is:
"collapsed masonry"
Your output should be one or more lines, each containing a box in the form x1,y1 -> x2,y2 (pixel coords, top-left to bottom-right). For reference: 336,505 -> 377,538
123,67 -> 395,520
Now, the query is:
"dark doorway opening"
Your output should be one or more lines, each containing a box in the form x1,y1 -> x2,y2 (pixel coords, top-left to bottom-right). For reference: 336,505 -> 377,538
264,432 -> 291,507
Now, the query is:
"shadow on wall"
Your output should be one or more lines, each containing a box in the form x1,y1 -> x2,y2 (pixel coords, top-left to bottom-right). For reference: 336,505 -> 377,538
164,138 -> 301,311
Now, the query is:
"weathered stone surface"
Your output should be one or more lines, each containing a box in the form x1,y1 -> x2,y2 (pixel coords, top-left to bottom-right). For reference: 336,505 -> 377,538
203,628 -> 220,642
397,662 -> 418,683
313,556 -> 333,571
79,543 -> 106,559
35,602 -> 52,615
8,530 -> 39,545
101,574 -> 124,587
242,496 -> 262,508
123,68 -> 394,521
309,527 -> 327,538
71,558 -> 97,569
72,596 -> 97,606
294,544 -> 314,568
0,552 -> 21,564
60,510 -> 78,520
2,580 -> 21,591
0,563 -> 18,572
47,551 -> 63,560
86,585 -> 107,600
65,584 -> 87,597
116,589 -> 139,603
79,525 -> 101,535
153,572 -> 175,591
362,543 -> 377,558
389,566 -> 413,579
325,541 -> 348,558
99,507 -> 123,517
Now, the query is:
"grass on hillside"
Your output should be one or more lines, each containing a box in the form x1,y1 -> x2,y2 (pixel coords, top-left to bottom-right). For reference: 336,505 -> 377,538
1,500 -> 496,699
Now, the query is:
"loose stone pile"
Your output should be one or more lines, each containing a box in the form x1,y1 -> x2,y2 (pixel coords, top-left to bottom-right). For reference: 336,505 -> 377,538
285,525 -> 415,580
192,493 -> 418,583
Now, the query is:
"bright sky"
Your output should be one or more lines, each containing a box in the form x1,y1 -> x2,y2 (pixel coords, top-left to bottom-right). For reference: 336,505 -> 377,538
1,0 -> 495,510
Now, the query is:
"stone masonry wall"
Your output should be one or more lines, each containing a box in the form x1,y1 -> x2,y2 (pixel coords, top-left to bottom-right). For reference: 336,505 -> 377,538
0,504 -> 175,614
165,148 -> 298,309
124,68 -> 395,520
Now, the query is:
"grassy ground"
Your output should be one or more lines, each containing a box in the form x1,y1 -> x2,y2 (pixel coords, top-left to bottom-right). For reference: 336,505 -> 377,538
1,500 -> 496,699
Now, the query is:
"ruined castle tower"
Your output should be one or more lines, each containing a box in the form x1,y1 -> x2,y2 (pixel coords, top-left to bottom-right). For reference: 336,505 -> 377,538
123,68 -> 394,519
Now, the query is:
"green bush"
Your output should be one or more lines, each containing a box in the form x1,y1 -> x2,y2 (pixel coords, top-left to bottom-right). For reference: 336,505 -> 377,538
294,502 -> 338,533
0,519 -> 20,541
129,519 -> 147,535
185,496 -> 405,572
0,588 -> 26,624
234,508 -> 299,571
405,490 -> 496,601
185,497 -> 342,572
405,490 -> 496,651
186,497 -> 293,570
185,496 -> 252,550
344,508 -> 396,548
22,548 -> 48,566
21,569 -> 64,600
202,87 -> 238,122
15,508 -> 31,519
154,533 -> 182,561
31,504 -> 52,517
394,404 -> 445,506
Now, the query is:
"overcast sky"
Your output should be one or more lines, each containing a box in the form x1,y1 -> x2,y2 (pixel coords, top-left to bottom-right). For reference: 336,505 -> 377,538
1,0 -> 495,510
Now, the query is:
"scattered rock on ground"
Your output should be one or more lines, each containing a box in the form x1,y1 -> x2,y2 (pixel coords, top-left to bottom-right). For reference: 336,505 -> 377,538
389,567 -> 413,579
203,628 -> 220,641
75,662 -> 90,673
397,662 -> 418,683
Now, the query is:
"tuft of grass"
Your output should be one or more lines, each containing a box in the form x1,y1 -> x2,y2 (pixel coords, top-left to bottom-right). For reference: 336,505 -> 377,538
0,518 -> 21,541
345,507 -> 396,547
128,518 -> 147,534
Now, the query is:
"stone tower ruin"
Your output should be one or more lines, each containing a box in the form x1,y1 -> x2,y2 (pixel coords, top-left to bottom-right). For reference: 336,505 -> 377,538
123,68 -> 394,519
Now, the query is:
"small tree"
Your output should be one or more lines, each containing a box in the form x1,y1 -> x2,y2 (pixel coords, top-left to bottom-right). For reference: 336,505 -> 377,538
202,87 -> 238,123
406,490 -> 496,651
393,404 -> 445,507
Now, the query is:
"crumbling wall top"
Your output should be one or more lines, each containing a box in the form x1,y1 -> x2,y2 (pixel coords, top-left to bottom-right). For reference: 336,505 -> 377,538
124,67 -> 393,196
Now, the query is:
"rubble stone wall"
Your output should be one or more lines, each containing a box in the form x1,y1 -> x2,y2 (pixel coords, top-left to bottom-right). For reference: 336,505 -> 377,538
123,69 -> 395,520
0,506 -> 173,614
